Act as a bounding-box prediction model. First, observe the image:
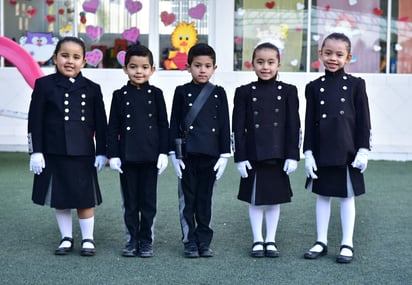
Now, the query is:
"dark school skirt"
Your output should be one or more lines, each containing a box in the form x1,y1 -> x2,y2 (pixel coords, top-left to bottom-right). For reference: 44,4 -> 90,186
237,160 -> 293,206
32,154 -> 103,209
305,165 -> 365,197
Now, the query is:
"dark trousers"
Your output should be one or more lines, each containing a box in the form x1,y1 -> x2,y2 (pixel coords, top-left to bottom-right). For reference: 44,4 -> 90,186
120,162 -> 158,247
178,154 -> 217,247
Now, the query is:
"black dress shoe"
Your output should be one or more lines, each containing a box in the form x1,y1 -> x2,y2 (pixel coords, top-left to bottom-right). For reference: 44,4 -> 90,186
304,241 -> 328,259
250,241 -> 265,258
265,242 -> 280,258
336,245 -> 354,263
80,239 -> 96,256
199,247 -> 214,257
183,243 -> 199,258
55,237 -> 74,255
139,243 -> 154,258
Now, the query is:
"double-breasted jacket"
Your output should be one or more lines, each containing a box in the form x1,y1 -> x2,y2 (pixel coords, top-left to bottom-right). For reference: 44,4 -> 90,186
232,78 -> 301,163
27,72 -> 107,156
303,68 -> 371,167
107,81 -> 169,163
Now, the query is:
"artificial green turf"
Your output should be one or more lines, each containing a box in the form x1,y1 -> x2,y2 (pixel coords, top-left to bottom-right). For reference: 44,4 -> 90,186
0,152 -> 411,284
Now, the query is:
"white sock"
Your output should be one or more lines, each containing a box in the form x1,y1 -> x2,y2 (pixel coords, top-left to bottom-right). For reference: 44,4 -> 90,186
310,195 -> 331,252
340,196 -> 355,256
79,216 -> 95,249
249,205 -> 264,250
265,204 -> 280,250
55,209 -> 72,248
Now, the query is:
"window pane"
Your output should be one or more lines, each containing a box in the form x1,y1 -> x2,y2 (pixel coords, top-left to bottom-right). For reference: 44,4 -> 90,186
310,0 -> 383,73
159,0 -> 209,70
394,0 -> 412,73
233,0 -> 307,72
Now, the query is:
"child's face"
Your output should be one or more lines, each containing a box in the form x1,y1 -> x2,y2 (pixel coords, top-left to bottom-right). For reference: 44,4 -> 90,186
252,48 -> 280,81
123,55 -> 155,87
187,55 -> 217,84
53,41 -> 86,78
318,39 -> 352,72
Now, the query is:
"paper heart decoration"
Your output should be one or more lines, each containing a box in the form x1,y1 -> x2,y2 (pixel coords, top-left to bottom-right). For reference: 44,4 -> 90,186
126,0 -> 142,14
83,0 -> 99,13
26,7 -> 37,17
122,27 -> 140,43
234,37 -> 242,45
312,34 -> 320,41
265,1 -> 275,9
373,45 -> 381,52
399,16 -> 409,22
160,11 -> 176,26
58,9 -> 65,15
46,0 -> 54,6
395,43 -> 403,51
86,49 -> 103,67
117,51 -> 126,66
348,0 -> 358,6
295,26 -> 303,31
189,3 -> 206,19
311,61 -> 320,69
290,59 -> 298,66
8,0 -> 17,5
244,61 -> 252,69
373,7 -> 383,16
324,4 -> 331,11
237,8 -> 245,16
86,25 -> 103,41
296,3 -> 304,10
46,15 -> 56,23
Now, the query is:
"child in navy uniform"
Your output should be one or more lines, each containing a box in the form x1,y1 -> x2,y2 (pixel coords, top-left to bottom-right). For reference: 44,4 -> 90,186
232,42 -> 301,258
169,43 -> 231,258
107,45 -> 169,257
302,33 -> 371,263
28,37 -> 107,256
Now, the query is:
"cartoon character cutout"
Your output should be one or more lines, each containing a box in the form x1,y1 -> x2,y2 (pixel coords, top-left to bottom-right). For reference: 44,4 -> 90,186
256,24 -> 288,57
19,32 -> 58,63
164,22 -> 198,70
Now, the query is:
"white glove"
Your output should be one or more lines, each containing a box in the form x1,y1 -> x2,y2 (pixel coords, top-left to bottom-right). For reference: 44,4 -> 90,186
157,153 -> 168,175
236,160 -> 252,178
30,152 -> 45,175
304,150 -> 318,179
283,159 -> 298,175
351,148 -> 369,173
109,157 -> 123,174
170,153 -> 185,179
213,157 -> 228,180
94,155 -> 107,172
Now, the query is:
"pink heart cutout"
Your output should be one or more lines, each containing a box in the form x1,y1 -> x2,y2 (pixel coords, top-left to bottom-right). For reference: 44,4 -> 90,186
126,0 -> 142,14
83,0 -> 99,13
86,49 -> 103,67
188,3 -> 206,19
160,11 -> 176,26
86,25 -> 103,41
122,27 -> 140,43
117,51 -> 126,66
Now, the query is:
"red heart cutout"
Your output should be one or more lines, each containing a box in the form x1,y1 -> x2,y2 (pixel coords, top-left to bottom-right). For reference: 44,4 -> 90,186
160,11 -> 176,26
46,0 -> 54,6
46,15 -> 56,23
9,0 -> 17,5
244,61 -> 252,69
373,8 -> 383,16
265,1 -> 275,9
311,61 -> 320,69
324,4 -> 331,11
26,8 -> 37,17
399,16 -> 409,22
58,9 -> 65,15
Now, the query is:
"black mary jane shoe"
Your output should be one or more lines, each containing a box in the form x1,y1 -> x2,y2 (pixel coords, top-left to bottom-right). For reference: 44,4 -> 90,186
80,239 -> 96,256
265,242 -> 280,258
336,245 -> 354,264
55,237 -> 74,255
304,241 -> 328,259
250,241 -> 265,258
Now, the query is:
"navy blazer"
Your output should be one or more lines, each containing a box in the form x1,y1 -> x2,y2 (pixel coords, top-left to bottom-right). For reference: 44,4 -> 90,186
28,72 -> 107,156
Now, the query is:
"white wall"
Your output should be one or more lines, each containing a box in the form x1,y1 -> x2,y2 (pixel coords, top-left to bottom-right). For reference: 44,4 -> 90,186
1,67 -> 411,161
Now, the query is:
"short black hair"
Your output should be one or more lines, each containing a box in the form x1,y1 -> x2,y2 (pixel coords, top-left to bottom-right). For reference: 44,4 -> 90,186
187,43 -> 216,65
252,42 -> 281,63
124,44 -> 154,66
54,36 -> 86,58
321,32 -> 352,53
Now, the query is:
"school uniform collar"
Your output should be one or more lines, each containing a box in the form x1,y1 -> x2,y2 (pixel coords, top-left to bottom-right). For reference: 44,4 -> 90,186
127,80 -> 151,90
55,71 -> 86,90
257,77 -> 277,85
325,68 -> 345,78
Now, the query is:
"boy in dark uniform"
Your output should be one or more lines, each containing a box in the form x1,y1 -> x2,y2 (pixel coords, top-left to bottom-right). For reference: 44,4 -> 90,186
107,45 -> 169,257
303,33 -> 371,263
169,43 -> 231,258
